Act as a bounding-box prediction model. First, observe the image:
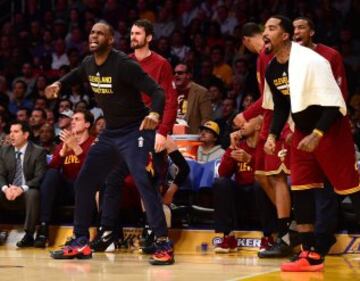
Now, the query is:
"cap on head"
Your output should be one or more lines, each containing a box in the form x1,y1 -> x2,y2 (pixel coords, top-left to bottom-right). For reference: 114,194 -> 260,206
199,121 -> 220,137
59,109 -> 74,118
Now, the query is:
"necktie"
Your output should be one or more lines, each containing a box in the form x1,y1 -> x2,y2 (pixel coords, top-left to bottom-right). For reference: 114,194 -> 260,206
12,151 -> 23,186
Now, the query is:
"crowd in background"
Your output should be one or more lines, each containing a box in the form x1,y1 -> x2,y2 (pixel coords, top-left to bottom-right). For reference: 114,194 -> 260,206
0,0 -> 359,229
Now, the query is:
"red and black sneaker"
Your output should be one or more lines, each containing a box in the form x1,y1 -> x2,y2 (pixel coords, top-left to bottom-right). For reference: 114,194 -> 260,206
149,238 -> 175,265
281,250 -> 324,272
214,235 -> 238,253
50,236 -> 92,260
259,236 -> 274,252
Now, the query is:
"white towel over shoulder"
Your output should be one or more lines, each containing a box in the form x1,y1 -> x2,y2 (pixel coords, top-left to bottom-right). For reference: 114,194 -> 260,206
262,42 -> 346,116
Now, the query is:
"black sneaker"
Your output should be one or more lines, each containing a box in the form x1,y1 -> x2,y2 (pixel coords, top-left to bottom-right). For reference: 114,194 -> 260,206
90,227 -> 117,252
139,228 -> 156,254
34,224 -> 49,248
258,238 -> 292,258
16,233 -> 34,248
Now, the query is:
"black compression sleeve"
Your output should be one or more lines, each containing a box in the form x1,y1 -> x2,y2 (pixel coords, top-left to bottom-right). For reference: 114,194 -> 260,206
59,67 -> 83,87
168,150 -> 190,186
269,93 -> 291,139
314,107 -> 341,133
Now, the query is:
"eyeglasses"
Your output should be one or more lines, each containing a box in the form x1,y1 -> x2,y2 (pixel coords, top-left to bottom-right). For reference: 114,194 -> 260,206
174,71 -> 187,75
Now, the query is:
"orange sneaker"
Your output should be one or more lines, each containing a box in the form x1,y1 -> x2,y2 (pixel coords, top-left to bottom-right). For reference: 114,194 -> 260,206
281,251 -> 324,272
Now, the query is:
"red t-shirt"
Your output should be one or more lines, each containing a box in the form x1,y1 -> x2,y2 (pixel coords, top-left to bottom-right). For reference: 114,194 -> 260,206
242,49 -> 276,140
129,51 -> 177,136
218,140 -> 256,186
314,43 -> 348,101
49,136 -> 95,181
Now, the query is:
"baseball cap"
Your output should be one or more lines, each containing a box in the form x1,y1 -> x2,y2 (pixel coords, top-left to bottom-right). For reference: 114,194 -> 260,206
199,121 -> 220,137
59,109 -> 74,118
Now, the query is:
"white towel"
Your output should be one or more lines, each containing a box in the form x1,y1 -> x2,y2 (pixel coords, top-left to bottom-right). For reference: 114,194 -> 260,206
262,42 -> 346,116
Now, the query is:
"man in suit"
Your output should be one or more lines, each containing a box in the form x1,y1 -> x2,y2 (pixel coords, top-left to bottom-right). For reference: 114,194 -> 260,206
0,121 -> 47,247
174,63 -> 213,134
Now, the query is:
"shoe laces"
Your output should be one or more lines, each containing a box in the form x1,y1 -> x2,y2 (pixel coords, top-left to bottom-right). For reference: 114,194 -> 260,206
154,239 -> 173,253
62,236 -> 87,247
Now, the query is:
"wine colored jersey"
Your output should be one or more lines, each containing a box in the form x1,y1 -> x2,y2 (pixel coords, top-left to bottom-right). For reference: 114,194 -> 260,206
129,51 -> 177,136
49,136 -> 95,181
218,140 -> 256,186
314,43 -> 348,101
242,49 -> 276,140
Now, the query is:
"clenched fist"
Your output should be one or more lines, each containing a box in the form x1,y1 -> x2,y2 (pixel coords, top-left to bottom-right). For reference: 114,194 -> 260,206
139,112 -> 160,130
45,82 -> 61,99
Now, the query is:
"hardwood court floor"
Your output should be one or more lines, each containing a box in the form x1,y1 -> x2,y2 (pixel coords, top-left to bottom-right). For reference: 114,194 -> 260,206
0,248 -> 359,281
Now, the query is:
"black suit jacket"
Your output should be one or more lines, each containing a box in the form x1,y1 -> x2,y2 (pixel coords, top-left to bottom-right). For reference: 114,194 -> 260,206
0,142 -> 47,189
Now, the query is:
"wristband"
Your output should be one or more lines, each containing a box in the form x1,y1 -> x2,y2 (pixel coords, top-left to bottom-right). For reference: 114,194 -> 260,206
312,129 -> 324,138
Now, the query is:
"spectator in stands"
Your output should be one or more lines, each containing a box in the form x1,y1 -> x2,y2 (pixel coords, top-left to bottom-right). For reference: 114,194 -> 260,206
216,98 -> 238,149
58,98 -> 73,113
51,38 -> 69,70
156,36 -> 179,67
14,62 -> 37,97
16,107 -> 30,123
34,97 -> 48,110
91,116 -> 106,137
174,63 -> 212,134
213,4 -> 238,36
153,7 -> 176,40
211,45 -> 233,87
66,84 -> 90,106
67,48 -> 82,70
241,93 -> 255,111
45,109 -> 55,126
31,29 -> 53,60
137,0 -> 156,22
0,76 -> 10,106
29,108 -> 47,144
213,116 -> 262,253
65,26 -> 86,56
171,31 -> 190,62
0,113 -> 7,145
209,84 -> 225,120
34,110 -> 95,247
194,59 -> 224,90
8,80 -> 33,117
32,75 -> 49,99
39,123 -> 56,155
74,100 -> 89,112
0,121 -> 47,247
197,121 -> 225,163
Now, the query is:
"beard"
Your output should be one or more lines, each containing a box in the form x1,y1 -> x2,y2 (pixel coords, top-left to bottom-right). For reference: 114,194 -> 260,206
89,41 -> 109,54
130,39 -> 147,49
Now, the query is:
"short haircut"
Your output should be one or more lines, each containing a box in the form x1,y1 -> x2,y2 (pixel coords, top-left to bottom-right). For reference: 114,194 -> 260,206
241,22 -> 262,38
14,79 -> 27,91
294,16 -> 315,31
133,19 -> 154,36
74,109 -> 94,127
10,120 -> 32,134
95,20 -> 114,36
271,15 -> 294,38
17,107 -> 30,117
32,108 -> 47,119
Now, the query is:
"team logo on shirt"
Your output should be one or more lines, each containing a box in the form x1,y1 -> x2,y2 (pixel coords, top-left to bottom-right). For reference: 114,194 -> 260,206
273,72 -> 289,96
237,162 -> 252,172
88,72 -> 113,94
64,154 -> 80,165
